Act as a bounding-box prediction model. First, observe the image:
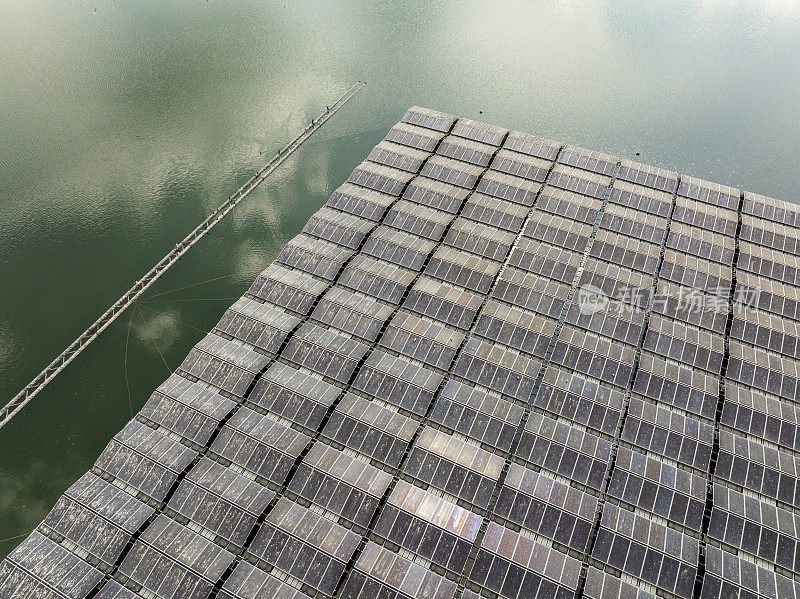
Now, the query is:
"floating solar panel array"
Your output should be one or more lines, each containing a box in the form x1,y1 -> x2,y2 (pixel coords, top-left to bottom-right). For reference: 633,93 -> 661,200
2,107 -> 799,599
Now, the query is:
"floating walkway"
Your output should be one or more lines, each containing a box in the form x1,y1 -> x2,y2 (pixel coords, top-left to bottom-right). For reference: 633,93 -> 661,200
0,81 -> 364,431
2,106 -> 799,599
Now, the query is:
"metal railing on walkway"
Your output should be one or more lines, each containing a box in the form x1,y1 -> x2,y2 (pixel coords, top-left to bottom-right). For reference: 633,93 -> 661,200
0,81 -> 365,431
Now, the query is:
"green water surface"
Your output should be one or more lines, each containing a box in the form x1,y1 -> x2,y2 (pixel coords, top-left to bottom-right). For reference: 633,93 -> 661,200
2,0 -> 799,557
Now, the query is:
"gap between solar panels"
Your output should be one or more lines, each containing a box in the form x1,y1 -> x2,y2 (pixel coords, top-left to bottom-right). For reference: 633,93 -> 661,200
0,81 -> 365,432
691,190 -> 744,599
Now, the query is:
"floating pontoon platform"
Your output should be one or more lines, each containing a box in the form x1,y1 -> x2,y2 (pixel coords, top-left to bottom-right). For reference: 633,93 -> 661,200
2,107 -> 799,599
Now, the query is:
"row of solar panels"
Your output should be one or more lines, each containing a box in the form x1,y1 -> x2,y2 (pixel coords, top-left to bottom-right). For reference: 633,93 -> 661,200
2,106 -> 800,599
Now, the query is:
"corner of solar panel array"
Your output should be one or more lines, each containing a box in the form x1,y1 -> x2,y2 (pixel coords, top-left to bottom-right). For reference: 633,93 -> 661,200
3,107 -> 800,599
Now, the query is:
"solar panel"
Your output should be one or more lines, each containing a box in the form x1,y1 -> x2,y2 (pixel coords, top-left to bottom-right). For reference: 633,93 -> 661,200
219,561 -> 309,599
339,254 -> 416,303
677,176 -> 739,210
167,457 -> 274,549
384,199 -> 453,240
559,145 -> 618,176
325,182 -> 395,222
672,196 -> 737,236
385,121 -> 445,152
421,155 -> 484,189
1,532 -> 103,599
743,190 -> 800,228
310,285 -> 393,342
508,238 -> 583,285
379,309 -> 465,370
210,406 -> 309,485
352,349 -> 443,416
600,202 -> 668,244
288,442 -> 392,528
445,217 -> 517,261
247,263 -> 328,316
246,498 -> 360,595
534,365 -> 625,437
461,192 -> 531,232
477,170 -> 542,206
402,106 -> 456,133
247,362 -> 340,430
373,481 -> 480,575
425,245 -> 501,293
139,373 -> 236,446
362,225 -> 436,270
548,164 -> 612,198
492,266 -> 570,316
280,322 -> 370,384
453,335 -> 542,402
404,276 -> 483,328
341,541 -> 457,599
708,482 -> 800,571
503,130 -> 560,161
491,148 -> 552,182
591,503 -> 698,599
609,180 -> 673,217
430,379 -> 524,453
617,159 -> 678,194
438,134 -> 496,166
178,333 -> 272,397
402,176 -> 468,213
348,160 -> 413,196
621,396 -> 713,471
367,140 -> 430,173
523,211 -> 594,252
667,221 -> 735,265
516,410 -> 612,490
474,299 -> 556,357
451,118 -> 508,146
322,391 -> 416,468
405,426 -> 504,509
538,186 -> 603,224
94,581 -> 142,599
40,473 -> 153,567
700,545 -> 800,599
214,298 -> 299,355
495,463 -> 597,552
7,107 -> 800,599
119,515 -> 235,599
469,521 -> 580,599
94,420 -> 197,503
301,206 -> 373,249
584,566 -> 657,599
276,233 -> 354,281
